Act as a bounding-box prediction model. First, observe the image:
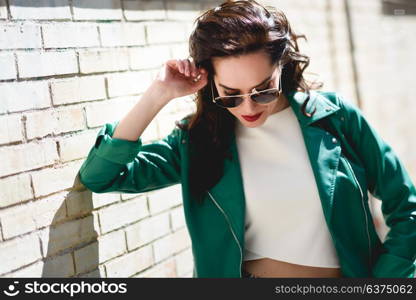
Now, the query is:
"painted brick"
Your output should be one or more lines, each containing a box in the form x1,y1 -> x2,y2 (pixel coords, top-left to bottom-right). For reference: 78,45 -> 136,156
146,22 -> 188,44
42,22 -> 100,48
128,45 -> 171,70
65,190 -> 94,217
96,229 -> 126,263
74,241 -> 99,274
10,0 -> 71,20
0,52 -> 16,80
135,258 -> 176,278
200,1 -> 222,11
166,1 -> 201,21
170,206 -> 186,230
0,24 -> 41,49
120,193 -> 141,201
42,252 -> 74,277
73,0 -> 122,20
0,191 -> 67,239
99,23 -> 146,47
125,212 -> 171,250
31,160 -> 84,197
0,233 -> 42,275
106,71 -> 152,98
157,99 -> 181,116
17,50 -> 78,78
31,192 -> 68,228
155,113 -> 183,140
78,49 -> 129,74
105,244 -> 153,277
0,0 -> 7,19
0,139 -> 58,177
98,197 -> 148,233
172,228 -> 192,254
1,204 -> 36,239
39,215 -> 97,257
92,192 -> 120,209
0,81 -> 50,114
78,265 -> 106,278
0,114 -> 23,145
51,76 -> 106,105
152,227 -> 191,263
59,130 -> 97,163
24,110 -> 56,140
122,0 -> 165,21
175,248 -> 193,277
170,42 -> 189,60
6,261 -> 44,277
53,106 -> 85,134
84,96 -> 136,127
147,183 -> 182,215
168,96 -> 195,117
0,173 -> 32,208
152,233 -> 175,264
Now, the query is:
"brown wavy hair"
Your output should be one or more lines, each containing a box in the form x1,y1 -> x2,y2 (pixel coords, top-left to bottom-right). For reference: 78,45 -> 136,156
176,0 -> 322,204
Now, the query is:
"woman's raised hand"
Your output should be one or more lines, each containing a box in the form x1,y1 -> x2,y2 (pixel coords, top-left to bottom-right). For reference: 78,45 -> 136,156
154,58 -> 208,100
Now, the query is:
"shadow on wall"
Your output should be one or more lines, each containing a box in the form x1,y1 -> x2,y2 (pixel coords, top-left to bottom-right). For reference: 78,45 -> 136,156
41,174 -> 99,278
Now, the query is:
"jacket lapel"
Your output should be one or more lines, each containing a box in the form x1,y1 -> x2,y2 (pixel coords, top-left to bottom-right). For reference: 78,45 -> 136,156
208,90 -> 343,248
287,90 -> 342,224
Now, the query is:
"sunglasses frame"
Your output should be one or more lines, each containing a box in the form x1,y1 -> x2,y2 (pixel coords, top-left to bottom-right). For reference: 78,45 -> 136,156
211,66 -> 283,108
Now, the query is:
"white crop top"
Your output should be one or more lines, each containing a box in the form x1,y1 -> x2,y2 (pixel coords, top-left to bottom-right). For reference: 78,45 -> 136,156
236,105 -> 340,267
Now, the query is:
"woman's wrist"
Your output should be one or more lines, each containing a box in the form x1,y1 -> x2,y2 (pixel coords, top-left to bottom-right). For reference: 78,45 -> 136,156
147,80 -> 174,105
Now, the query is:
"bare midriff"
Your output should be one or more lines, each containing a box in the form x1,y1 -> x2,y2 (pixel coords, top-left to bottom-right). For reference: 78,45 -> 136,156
242,257 -> 343,278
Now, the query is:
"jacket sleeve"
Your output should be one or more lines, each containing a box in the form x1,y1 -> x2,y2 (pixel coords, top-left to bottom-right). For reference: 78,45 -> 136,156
337,94 -> 416,278
77,120 -> 182,194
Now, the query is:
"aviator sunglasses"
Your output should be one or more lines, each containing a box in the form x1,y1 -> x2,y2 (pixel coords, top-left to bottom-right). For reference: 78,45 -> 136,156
211,67 -> 282,108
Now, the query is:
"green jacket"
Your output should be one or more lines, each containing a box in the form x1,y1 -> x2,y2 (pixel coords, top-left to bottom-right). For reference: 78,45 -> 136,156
77,90 -> 416,278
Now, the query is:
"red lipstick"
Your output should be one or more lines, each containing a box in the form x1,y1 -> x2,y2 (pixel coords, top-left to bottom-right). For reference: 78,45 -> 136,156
242,112 -> 263,122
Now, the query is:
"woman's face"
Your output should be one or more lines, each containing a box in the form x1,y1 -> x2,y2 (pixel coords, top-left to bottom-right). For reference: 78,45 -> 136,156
211,50 -> 288,128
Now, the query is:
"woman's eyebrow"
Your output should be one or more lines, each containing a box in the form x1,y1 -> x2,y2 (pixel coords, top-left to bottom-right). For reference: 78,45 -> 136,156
219,74 -> 273,91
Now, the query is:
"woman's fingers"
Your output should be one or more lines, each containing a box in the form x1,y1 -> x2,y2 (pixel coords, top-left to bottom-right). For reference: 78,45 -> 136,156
184,59 -> 191,76
167,58 -> 207,86
177,59 -> 184,74
190,60 -> 198,77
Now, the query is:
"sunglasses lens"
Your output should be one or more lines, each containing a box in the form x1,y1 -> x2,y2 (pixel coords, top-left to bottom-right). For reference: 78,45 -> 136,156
216,96 -> 244,108
251,90 -> 279,104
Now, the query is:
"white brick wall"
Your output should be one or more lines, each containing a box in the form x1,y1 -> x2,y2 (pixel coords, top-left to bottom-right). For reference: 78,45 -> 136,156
0,0 -> 414,279
0,24 -> 42,49
42,23 -> 100,48
10,0 -> 71,20
0,114 -> 23,144
0,81 -> 50,114
0,233 -> 42,275
0,53 -> 17,80
51,76 -> 106,105
0,174 -> 33,208
17,50 -> 78,78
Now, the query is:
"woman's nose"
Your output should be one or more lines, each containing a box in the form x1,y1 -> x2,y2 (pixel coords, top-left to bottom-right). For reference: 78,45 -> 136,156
240,95 -> 258,110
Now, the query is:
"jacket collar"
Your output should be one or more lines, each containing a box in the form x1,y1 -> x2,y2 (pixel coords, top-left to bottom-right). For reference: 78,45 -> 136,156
284,90 -> 341,127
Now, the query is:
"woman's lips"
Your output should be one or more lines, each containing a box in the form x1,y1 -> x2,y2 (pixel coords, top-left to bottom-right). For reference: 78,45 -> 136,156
242,112 -> 263,122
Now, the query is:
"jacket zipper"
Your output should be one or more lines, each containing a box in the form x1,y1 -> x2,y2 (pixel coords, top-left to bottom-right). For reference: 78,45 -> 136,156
344,158 -> 372,265
206,190 -> 243,278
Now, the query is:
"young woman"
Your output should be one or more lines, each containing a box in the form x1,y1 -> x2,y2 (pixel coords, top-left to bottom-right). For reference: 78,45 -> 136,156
78,0 -> 416,278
